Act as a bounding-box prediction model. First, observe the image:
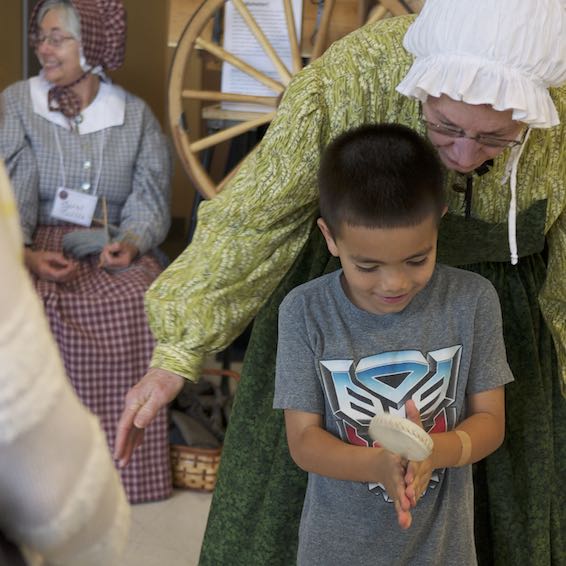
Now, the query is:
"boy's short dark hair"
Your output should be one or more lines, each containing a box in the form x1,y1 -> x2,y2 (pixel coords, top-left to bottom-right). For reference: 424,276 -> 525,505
319,123 -> 445,238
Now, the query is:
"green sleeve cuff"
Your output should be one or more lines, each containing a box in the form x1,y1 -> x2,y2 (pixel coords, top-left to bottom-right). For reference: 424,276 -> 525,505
149,343 -> 206,383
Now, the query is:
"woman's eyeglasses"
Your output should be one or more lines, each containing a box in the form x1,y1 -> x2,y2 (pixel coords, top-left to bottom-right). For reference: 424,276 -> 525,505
422,118 -> 527,149
32,33 -> 76,49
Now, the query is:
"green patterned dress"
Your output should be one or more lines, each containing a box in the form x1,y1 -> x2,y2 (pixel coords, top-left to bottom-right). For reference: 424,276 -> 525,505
145,16 -> 566,566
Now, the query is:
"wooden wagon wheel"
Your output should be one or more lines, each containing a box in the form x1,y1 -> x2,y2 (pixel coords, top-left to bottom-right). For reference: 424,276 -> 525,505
168,0 -> 342,199
168,0 -> 419,199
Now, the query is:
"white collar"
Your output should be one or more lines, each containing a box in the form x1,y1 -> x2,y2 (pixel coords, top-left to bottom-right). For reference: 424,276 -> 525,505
29,74 -> 126,134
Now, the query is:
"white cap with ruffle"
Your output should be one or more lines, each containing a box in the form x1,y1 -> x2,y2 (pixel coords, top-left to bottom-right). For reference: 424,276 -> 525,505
396,0 -> 566,264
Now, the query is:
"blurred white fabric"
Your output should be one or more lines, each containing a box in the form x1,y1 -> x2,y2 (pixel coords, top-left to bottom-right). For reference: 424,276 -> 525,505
0,160 -> 130,566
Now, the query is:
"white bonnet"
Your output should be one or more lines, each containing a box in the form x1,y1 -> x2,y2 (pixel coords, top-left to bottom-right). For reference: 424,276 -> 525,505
397,0 -> 566,128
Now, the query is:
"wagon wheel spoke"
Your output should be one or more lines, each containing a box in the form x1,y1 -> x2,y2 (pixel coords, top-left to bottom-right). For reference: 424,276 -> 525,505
283,0 -> 302,73
216,161 -> 242,193
189,111 -> 276,153
231,0 -> 293,85
311,0 -> 336,61
367,5 -> 388,23
196,36 -> 286,93
182,89 -> 279,107
378,0 -> 412,16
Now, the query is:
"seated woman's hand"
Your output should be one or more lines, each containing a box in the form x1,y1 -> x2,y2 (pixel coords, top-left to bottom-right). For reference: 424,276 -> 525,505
24,249 -> 79,282
99,241 -> 139,270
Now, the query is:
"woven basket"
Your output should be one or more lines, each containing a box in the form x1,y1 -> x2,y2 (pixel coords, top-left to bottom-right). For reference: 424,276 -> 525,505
170,444 -> 222,492
170,368 -> 240,492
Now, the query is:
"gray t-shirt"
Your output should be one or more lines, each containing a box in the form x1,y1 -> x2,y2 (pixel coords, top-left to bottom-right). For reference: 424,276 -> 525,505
274,265 -> 514,566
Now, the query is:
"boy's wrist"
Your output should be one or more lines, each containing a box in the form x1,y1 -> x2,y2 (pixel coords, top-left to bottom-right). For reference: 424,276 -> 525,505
429,431 -> 465,470
454,430 -> 472,466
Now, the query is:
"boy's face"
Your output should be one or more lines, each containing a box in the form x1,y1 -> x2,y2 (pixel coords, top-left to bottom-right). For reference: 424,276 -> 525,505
318,215 -> 439,316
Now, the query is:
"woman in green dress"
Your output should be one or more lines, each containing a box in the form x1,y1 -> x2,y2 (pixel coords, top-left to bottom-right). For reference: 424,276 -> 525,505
115,0 -> 566,563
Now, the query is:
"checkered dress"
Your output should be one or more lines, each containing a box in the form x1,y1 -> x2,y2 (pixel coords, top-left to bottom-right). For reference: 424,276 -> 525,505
32,226 -> 172,503
1,80 -> 173,503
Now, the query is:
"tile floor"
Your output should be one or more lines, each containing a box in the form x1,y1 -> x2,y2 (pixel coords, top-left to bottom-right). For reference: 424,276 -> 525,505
123,226 -> 240,565
124,489 -> 212,565
122,353 -> 241,565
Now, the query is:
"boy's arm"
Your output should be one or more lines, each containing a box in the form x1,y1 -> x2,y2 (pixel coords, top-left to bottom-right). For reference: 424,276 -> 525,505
430,386 -> 506,470
436,280 -> 511,468
405,386 -> 505,506
285,410 -> 400,482
285,409 -> 413,529
407,282 -> 511,504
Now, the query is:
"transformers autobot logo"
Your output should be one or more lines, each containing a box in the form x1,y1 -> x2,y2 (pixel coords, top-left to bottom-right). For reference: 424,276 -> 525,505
319,345 -> 462,501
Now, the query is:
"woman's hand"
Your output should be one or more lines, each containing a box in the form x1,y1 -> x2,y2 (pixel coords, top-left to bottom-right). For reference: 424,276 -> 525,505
114,367 -> 185,468
99,241 -> 139,269
24,248 -> 79,282
403,399 -> 433,507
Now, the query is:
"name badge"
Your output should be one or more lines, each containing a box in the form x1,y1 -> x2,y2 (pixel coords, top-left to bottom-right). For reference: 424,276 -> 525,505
51,187 -> 98,227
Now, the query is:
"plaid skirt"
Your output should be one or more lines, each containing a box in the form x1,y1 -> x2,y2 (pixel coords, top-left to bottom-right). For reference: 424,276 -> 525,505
31,226 -> 172,504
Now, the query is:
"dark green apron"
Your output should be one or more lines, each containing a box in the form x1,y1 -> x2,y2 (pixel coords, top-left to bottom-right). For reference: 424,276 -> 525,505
200,200 -> 566,566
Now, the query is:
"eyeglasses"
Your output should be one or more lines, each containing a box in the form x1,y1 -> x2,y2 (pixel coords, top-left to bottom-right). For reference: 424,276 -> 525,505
422,118 -> 527,149
32,32 -> 76,49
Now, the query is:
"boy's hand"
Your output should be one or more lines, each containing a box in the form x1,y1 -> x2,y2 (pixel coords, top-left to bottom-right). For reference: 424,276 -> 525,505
374,448 -> 413,529
403,399 -> 433,507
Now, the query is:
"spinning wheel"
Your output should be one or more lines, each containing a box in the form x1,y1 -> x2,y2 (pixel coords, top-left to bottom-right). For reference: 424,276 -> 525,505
168,0 -> 419,199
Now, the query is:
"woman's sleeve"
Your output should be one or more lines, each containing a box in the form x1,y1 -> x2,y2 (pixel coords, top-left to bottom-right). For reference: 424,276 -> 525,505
118,102 -> 172,255
0,161 -> 130,566
538,88 -> 566,397
539,209 -> 566,397
0,89 -> 39,244
146,66 -> 327,381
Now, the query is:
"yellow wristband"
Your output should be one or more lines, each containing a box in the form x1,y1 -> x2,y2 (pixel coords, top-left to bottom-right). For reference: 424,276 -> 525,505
455,430 -> 472,467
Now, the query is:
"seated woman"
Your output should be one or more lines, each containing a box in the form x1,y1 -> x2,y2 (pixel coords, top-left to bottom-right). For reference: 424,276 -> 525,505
0,0 -> 172,503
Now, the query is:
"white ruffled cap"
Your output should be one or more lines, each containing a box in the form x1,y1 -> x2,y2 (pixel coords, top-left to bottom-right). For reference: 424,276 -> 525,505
397,0 -> 566,264
397,0 -> 566,128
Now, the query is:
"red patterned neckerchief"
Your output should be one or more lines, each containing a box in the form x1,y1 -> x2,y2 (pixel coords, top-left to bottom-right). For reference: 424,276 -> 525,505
47,70 -> 91,121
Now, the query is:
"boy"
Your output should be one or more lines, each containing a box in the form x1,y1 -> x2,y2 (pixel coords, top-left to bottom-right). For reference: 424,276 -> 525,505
273,124 -> 513,565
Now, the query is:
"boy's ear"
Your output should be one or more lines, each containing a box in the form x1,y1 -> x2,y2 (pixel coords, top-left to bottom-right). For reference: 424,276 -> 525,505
317,218 -> 340,258
441,205 -> 448,218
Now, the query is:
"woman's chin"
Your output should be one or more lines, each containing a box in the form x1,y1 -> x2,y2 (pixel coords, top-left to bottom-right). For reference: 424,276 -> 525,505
438,151 -> 477,174
42,68 -> 62,83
